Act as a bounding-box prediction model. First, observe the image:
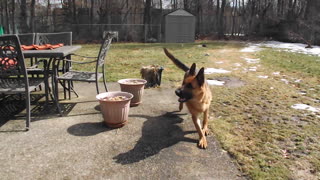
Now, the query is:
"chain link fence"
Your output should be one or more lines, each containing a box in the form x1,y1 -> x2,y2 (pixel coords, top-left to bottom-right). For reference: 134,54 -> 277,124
71,24 -> 162,43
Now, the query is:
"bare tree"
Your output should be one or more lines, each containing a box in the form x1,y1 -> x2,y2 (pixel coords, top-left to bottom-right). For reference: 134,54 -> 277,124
11,0 -> 15,33
19,0 -> 29,33
143,0 -> 152,41
0,1 -> 3,31
231,0 -> 238,36
4,0 -> 9,33
218,0 -> 227,38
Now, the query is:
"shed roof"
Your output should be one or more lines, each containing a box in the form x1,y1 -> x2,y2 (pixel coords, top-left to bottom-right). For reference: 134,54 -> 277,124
166,9 -> 194,17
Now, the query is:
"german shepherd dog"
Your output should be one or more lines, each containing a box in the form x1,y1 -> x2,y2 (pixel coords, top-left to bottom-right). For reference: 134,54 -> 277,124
164,48 -> 212,149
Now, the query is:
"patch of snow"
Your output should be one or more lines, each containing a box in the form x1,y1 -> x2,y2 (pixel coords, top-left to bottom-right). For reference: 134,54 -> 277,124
280,79 -> 289,84
257,75 -> 268,79
291,104 -> 320,113
207,80 -> 225,86
248,67 -> 257,71
243,57 -> 260,63
298,91 -> 307,95
272,72 -> 280,75
242,41 -> 320,56
240,45 -> 261,52
294,79 -> 302,83
234,63 -> 242,67
215,61 -> 224,64
204,68 -> 231,74
263,41 -> 320,56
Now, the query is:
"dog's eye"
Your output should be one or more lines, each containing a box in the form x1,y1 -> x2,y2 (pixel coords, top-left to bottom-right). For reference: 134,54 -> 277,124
186,83 -> 193,89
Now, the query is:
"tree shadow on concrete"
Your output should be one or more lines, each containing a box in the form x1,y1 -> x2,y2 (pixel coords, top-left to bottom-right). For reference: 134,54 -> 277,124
113,111 -> 196,164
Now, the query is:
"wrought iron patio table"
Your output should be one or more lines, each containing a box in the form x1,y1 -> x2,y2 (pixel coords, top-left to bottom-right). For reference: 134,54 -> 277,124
22,45 -> 82,113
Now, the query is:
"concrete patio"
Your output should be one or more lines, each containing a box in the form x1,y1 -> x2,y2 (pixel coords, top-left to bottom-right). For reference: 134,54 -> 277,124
0,82 -> 245,179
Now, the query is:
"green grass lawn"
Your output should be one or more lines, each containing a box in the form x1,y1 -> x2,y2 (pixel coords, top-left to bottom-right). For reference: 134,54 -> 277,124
73,41 -> 320,179
72,41 -> 243,82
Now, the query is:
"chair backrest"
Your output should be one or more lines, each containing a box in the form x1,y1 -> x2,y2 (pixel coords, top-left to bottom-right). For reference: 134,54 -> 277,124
96,32 -> 115,67
0,35 -> 28,79
17,33 -> 35,45
35,32 -> 72,45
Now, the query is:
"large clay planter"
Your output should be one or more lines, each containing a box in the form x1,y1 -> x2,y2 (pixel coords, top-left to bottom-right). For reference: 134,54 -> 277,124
96,91 -> 133,128
118,78 -> 147,106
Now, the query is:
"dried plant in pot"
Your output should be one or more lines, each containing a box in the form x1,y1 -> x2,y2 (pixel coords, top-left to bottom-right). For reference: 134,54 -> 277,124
96,91 -> 133,128
118,78 -> 147,106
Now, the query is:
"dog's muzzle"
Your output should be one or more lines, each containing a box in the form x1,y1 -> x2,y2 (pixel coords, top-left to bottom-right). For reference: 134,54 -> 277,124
175,89 -> 188,102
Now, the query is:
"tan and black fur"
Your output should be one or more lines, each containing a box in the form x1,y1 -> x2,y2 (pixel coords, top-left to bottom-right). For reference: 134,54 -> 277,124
164,48 -> 212,149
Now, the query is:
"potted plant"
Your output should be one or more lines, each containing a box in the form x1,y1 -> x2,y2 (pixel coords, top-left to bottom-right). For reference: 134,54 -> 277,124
118,78 -> 147,106
96,91 -> 133,128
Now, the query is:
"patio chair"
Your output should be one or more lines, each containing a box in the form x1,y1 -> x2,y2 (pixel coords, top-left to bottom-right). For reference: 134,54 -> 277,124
52,32 -> 115,114
35,32 -> 73,98
17,33 -> 35,45
35,32 -> 72,46
0,35 -> 50,131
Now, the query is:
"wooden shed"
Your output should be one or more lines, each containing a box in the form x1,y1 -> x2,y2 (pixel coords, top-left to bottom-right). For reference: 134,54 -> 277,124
165,9 -> 196,43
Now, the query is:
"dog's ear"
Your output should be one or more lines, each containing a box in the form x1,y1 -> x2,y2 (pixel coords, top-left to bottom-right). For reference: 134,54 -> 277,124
196,67 -> 205,86
189,63 -> 196,76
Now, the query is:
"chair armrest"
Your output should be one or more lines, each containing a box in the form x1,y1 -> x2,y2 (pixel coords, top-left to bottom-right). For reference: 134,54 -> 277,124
70,53 -> 97,59
27,59 -> 48,76
27,59 -> 47,69
56,58 -> 97,64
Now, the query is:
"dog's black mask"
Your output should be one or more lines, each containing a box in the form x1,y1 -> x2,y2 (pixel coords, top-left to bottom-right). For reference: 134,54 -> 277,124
175,86 -> 193,102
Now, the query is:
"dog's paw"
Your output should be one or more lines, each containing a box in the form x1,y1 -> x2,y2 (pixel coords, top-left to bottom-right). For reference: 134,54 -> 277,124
203,127 -> 210,136
198,137 -> 208,149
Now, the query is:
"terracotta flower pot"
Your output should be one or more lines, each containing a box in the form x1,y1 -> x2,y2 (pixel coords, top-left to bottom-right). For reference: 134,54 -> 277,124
118,78 -> 147,106
96,91 -> 133,128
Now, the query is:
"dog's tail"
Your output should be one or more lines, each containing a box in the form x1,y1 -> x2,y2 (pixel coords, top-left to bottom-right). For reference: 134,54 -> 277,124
163,48 -> 189,72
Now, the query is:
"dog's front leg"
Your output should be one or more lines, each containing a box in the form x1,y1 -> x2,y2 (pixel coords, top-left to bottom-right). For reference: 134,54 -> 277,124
202,109 -> 209,136
192,115 -> 207,149
179,102 -> 183,111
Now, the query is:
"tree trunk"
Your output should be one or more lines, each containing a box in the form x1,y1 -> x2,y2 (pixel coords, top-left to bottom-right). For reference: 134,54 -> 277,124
5,0 -> 9,33
304,0 -> 314,20
216,0 -> 220,32
143,0 -> 151,42
196,0 -> 202,35
30,0 -> 35,32
231,0 -> 237,36
218,0 -> 226,38
184,0 -> 189,11
47,0 -> 52,32
11,0 -> 15,33
277,0 -> 281,17
20,0 -> 29,33
72,0 -> 77,23
0,1 -> 3,30
90,0 -> 94,24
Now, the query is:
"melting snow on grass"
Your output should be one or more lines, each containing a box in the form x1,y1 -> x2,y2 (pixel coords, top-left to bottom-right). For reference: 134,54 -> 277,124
272,72 -> 280,75
241,41 -> 320,56
280,79 -> 289,84
242,57 -> 260,63
291,104 -> 320,113
240,45 -> 261,52
207,80 -> 225,86
257,75 -> 268,79
248,67 -> 257,71
204,68 -> 231,74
